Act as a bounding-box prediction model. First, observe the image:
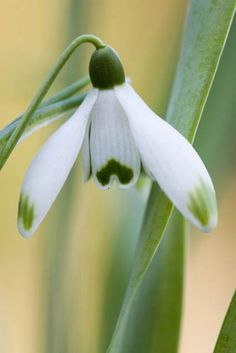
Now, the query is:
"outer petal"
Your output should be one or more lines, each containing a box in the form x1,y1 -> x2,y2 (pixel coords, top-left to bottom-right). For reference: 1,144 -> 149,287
115,84 -> 217,232
89,89 -> 141,189
18,89 -> 98,238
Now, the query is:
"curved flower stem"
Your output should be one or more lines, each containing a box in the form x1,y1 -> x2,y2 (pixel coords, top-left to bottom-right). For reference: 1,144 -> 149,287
0,34 -> 105,169
0,92 -> 86,148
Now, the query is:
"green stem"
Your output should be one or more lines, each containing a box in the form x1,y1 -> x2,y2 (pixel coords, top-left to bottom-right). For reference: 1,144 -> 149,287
0,34 -> 105,169
0,92 -> 86,148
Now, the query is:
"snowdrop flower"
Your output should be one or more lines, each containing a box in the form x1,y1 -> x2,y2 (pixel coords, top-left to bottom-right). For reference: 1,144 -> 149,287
18,46 -> 217,238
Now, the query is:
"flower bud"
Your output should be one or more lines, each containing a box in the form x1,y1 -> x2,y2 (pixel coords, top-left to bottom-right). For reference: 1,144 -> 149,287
89,46 -> 125,89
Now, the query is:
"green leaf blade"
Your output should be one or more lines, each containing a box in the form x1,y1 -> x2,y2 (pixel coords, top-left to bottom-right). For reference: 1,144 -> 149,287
213,291 -> 236,353
0,93 -> 86,149
107,1 -> 236,352
167,0 -> 236,139
122,211 -> 185,353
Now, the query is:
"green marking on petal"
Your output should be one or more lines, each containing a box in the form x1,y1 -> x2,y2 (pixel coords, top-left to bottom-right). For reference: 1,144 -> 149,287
188,179 -> 216,226
96,159 -> 134,186
18,194 -> 35,230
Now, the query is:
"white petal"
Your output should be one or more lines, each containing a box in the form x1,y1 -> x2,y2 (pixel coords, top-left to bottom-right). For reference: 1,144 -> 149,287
115,84 -> 217,232
18,89 -> 98,238
90,89 -> 141,189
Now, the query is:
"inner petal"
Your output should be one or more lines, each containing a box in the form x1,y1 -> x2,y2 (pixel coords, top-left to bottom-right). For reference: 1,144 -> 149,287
82,122 -> 92,181
89,90 -> 140,189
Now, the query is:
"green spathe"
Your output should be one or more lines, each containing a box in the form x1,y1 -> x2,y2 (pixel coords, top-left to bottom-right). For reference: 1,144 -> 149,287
96,159 -> 133,186
89,46 -> 125,89
18,194 -> 35,230
188,179 -> 216,227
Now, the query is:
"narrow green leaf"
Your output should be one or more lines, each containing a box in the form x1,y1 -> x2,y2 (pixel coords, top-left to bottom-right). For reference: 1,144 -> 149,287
195,16 -> 236,189
107,1 -> 236,352
39,75 -> 89,107
0,93 -> 86,149
213,291 -> 236,353
166,0 -> 236,139
122,210 -> 185,353
0,76 -> 89,148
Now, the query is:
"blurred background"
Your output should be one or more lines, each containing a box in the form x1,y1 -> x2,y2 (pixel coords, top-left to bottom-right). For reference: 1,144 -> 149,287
0,0 -> 235,352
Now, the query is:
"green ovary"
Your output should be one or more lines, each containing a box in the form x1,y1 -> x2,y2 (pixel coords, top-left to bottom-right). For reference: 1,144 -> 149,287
18,194 -> 35,230
188,180 -> 216,226
96,159 -> 134,186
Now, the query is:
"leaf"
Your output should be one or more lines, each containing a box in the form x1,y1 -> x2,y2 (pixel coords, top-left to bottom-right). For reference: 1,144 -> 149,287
0,76 -> 89,149
195,16 -> 236,189
213,291 -> 236,353
107,1 -> 236,352
0,93 -> 86,149
122,210 -> 185,353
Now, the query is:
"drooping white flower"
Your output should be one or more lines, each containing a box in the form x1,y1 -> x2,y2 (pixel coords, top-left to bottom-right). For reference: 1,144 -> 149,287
18,46 -> 217,238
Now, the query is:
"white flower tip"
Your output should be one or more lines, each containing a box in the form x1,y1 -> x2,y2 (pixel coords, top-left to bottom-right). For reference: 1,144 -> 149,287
17,193 -> 36,238
187,180 -> 218,233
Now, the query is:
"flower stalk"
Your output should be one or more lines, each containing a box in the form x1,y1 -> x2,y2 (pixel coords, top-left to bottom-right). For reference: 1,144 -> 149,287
0,34 -> 105,169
